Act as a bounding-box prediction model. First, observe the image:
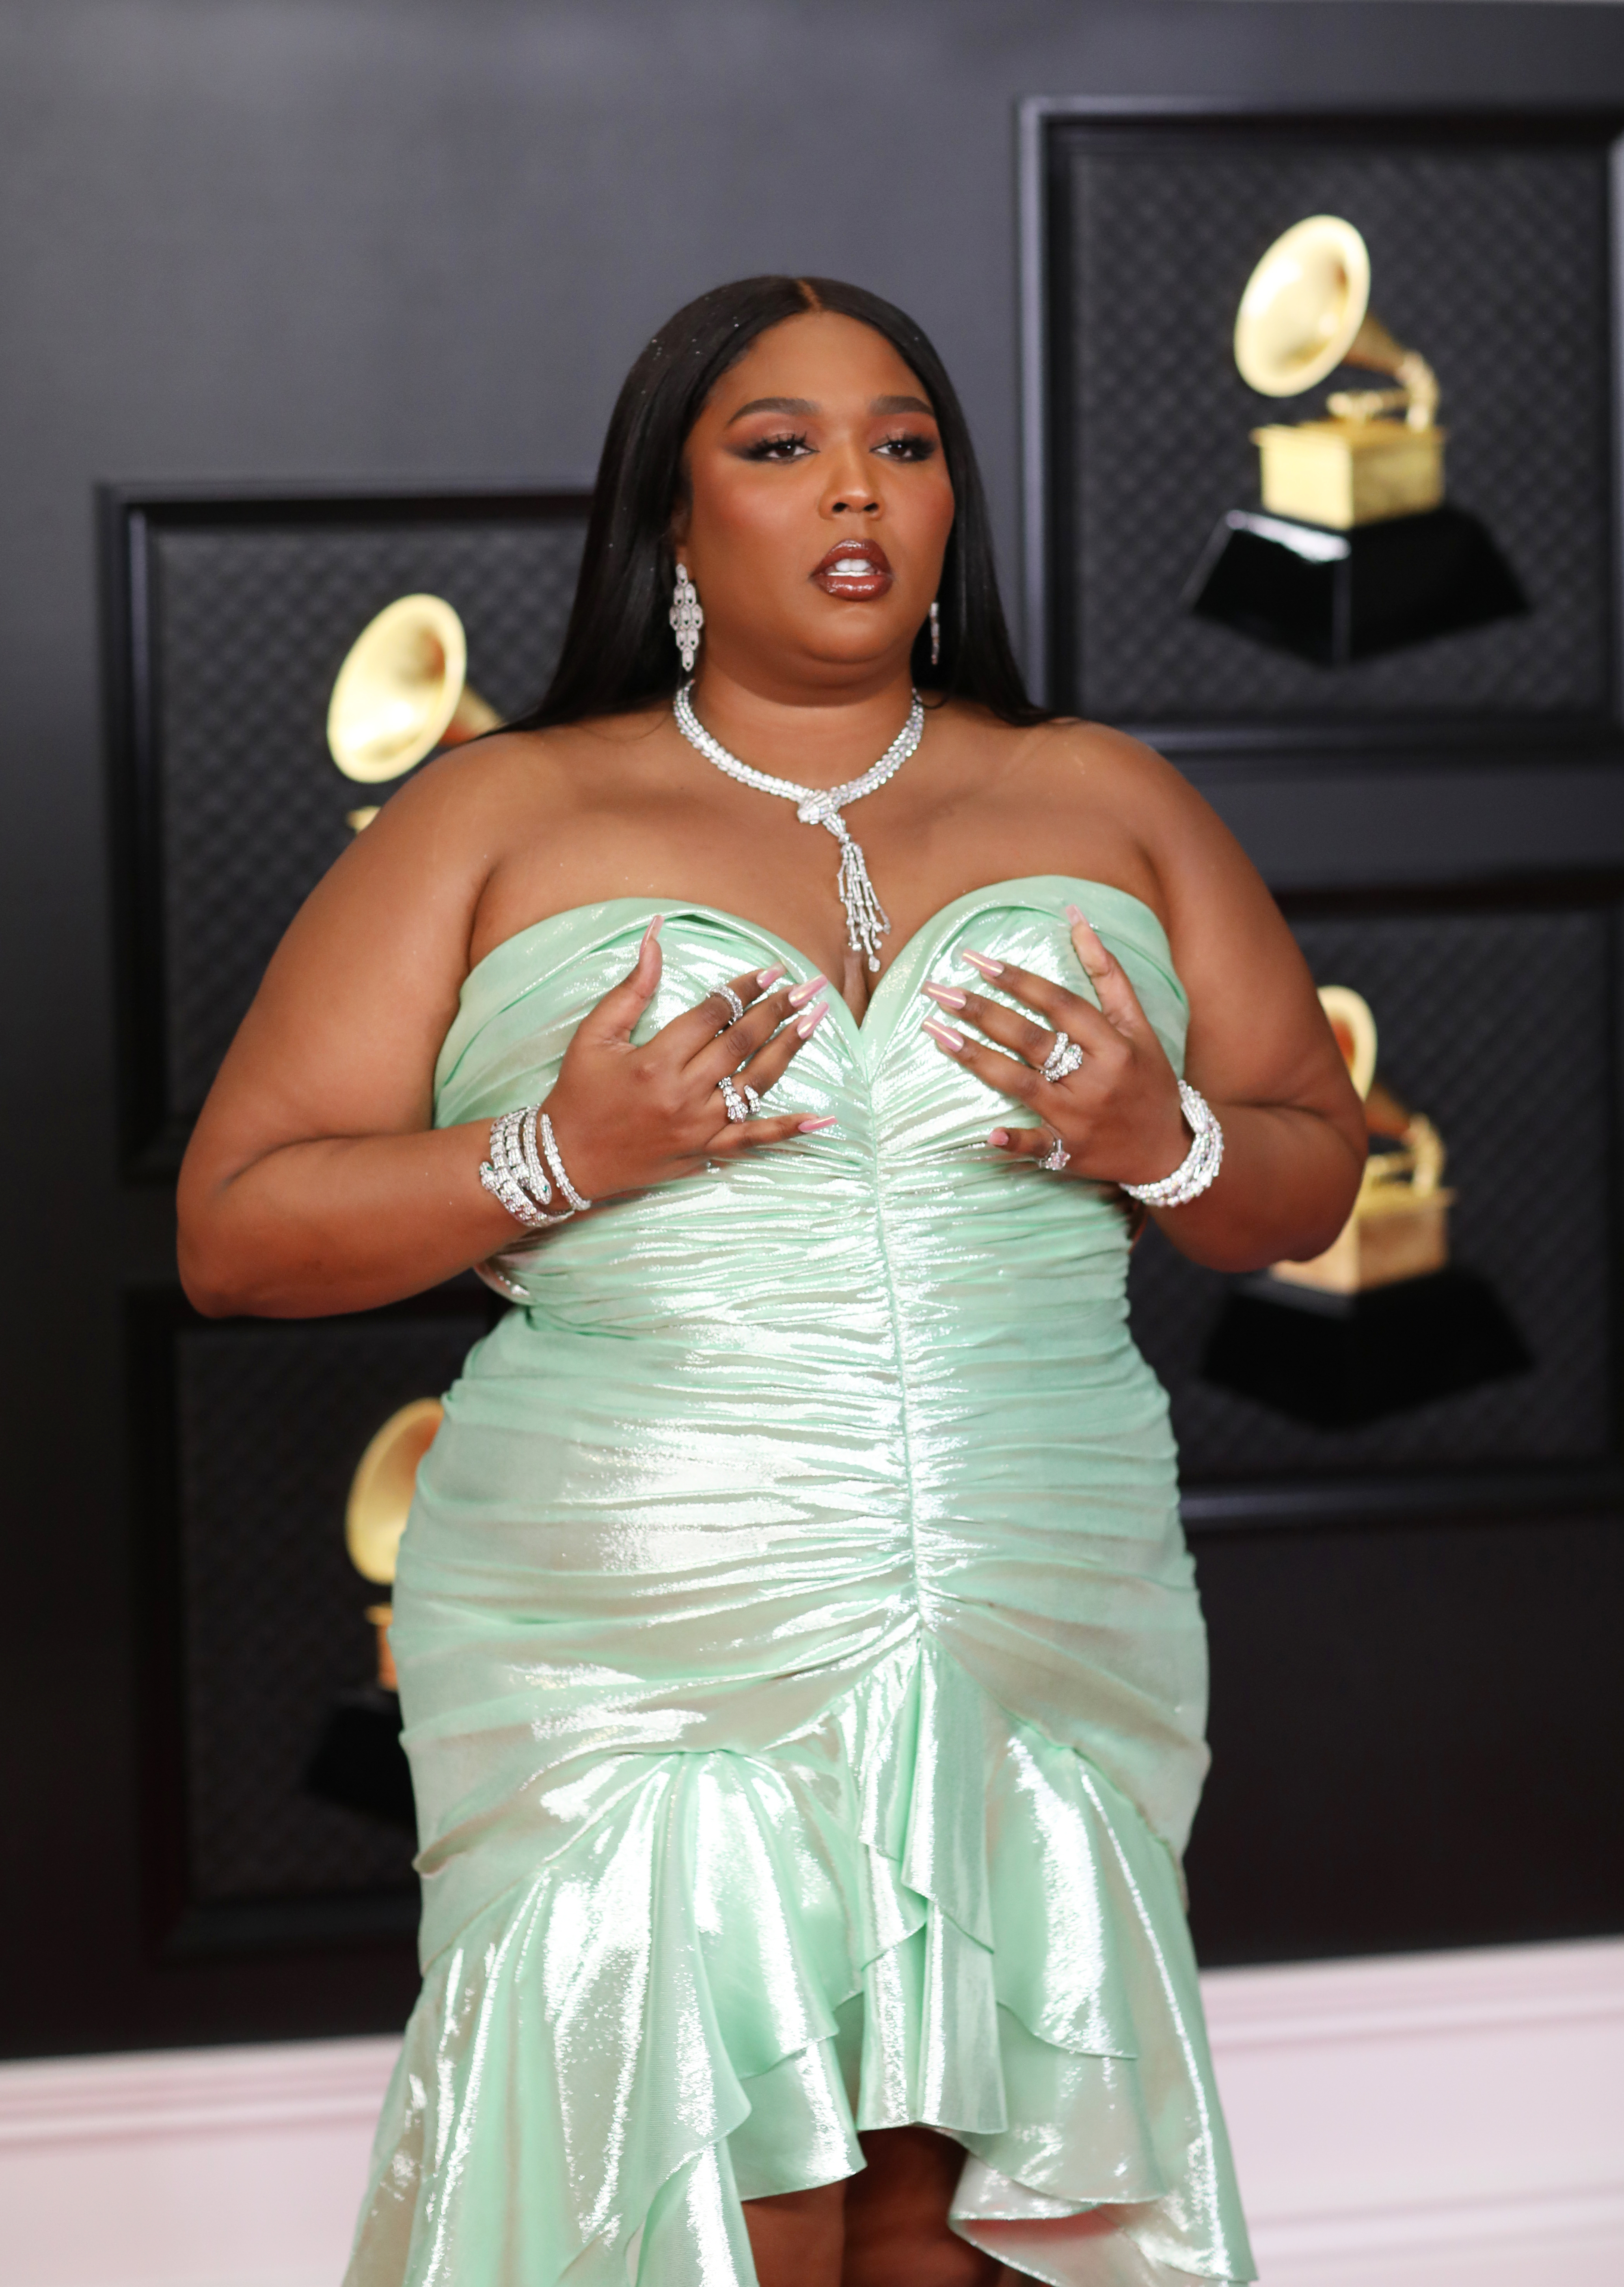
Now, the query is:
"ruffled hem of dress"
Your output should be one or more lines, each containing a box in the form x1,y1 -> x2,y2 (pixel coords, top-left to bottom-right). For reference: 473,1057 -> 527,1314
342,1637 -> 1254,2287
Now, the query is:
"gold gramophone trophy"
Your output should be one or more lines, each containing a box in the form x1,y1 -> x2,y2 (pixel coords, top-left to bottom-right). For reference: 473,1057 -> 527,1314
1201,986 -> 1527,1428
1186,215 -> 1524,664
1270,988 -> 1452,1295
303,1398 -> 443,1827
327,595 -> 499,832
1240,218 -> 1444,529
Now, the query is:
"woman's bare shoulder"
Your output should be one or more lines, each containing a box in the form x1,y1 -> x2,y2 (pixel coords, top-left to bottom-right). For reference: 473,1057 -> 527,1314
939,700 -> 1176,788
346,707 -> 670,850
1008,714 -> 1254,877
413,705 -> 667,800
992,711 -> 1188,798
935,704 -> 1235,917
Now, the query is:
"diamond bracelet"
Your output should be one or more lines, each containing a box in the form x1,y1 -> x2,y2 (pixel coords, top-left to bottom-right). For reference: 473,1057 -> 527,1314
478,1105 -> 587,1229
1121,1081 -> 1224,1209
538,1111 -> 592,1213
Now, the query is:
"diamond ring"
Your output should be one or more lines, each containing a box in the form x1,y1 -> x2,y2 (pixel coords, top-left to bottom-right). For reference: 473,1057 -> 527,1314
1039,1132 -> 1071,1172
1041,1031 -> 1085,1084
717,1074 -> 749,1123
715,983 -> 745,1027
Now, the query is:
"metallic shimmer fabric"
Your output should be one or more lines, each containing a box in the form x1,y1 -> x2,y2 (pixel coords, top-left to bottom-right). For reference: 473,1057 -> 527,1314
344,878 -> 1254,2287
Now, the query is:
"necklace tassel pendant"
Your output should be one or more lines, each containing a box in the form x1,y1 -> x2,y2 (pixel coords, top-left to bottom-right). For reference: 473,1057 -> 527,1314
833,826 -> 891,971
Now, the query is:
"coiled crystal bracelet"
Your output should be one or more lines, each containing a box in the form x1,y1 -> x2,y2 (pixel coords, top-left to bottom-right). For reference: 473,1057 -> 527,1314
1120,1081 -> 1223,1209
479,1106 -> 592,1228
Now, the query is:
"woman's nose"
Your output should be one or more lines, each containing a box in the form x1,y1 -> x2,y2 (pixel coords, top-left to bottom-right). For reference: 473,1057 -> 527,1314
823,447 -> 880,517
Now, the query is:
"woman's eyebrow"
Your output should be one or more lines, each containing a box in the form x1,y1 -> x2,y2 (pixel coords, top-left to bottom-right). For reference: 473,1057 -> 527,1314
723,391 -> 935,426
726,395 -> 818,425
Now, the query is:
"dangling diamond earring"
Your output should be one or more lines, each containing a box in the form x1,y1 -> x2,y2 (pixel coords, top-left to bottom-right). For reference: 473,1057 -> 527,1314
929,599 -> 941,669
670,562 -> 704,676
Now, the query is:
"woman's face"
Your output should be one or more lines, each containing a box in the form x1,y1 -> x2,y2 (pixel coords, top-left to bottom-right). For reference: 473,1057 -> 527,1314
673,310 -> 955,689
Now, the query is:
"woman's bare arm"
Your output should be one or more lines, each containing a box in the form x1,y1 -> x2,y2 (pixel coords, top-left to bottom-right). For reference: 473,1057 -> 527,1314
1146,736 -> 1365,1268
178,748 -> 529,1316
177,741 -> 818,1319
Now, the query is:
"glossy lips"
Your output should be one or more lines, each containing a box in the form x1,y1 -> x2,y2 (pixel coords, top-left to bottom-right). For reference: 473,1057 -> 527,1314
811,537 -> 893,600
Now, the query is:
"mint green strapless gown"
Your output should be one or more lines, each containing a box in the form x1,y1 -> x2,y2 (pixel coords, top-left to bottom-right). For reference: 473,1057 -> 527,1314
344,878 -> 1255,2287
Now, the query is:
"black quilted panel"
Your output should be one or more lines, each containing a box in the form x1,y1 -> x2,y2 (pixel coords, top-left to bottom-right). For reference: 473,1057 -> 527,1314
1056,133 -> 1610,720
149,510 -> 586,1123
1128,906 -> 1618,1478
175,1303 -> 489,1902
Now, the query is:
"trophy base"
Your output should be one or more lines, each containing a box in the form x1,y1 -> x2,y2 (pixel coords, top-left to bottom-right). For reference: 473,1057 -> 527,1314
1186,504 -> 1526,666
304,1683 -> 416,1829
1201,1264 -> 1530,1430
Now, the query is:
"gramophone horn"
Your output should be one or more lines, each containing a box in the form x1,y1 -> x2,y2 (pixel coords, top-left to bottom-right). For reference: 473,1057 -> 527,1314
1319,985 -> 1377,1102
326,594 -> 501,788
344,1397 -> 444,1587
1235,215 -> 1438,428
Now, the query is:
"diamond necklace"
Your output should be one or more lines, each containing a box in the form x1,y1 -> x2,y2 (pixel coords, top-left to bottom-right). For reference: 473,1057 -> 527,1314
672,681 -> 924,971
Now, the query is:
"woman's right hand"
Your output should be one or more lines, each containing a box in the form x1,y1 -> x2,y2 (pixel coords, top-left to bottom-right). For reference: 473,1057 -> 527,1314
537,917 -> 835,1204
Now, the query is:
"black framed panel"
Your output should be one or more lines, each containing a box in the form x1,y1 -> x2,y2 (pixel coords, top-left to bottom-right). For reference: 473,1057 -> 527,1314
1019,102 -> 1624,768
1185,1506 -> 1624,1966
130,1284 -> 497,1959
1127,877 -> 1624,1533
102,486 -> 591,1175
1161,877 -> 1624,1963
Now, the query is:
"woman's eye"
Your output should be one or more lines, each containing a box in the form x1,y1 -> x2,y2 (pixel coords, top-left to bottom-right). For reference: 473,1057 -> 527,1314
741,431 -> 813,463
875,432 -> 939,463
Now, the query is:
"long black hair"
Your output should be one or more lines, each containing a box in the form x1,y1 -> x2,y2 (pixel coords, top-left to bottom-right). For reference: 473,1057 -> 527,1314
510,275 -> 1051,730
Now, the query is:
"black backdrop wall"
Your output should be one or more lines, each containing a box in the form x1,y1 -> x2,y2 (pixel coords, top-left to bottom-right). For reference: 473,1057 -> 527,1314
3,0 -> 1622,2061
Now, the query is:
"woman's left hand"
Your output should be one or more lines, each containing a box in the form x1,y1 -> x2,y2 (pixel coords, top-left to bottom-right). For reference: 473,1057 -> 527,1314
920,908 -> 1192,1187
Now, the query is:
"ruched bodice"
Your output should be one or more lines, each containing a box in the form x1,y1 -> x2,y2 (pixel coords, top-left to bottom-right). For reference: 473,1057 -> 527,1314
346,879 -> 1253,2287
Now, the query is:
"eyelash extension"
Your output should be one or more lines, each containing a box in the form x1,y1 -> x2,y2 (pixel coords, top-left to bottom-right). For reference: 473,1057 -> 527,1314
742,430 -> 812,460
741,429 -> 939,464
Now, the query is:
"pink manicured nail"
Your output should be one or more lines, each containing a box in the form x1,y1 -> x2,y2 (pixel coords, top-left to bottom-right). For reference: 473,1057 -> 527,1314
795,999 -> 829,1040
921,1016 -> 965,1053
920,981 -> 967,1011
1067,904 -> 1111,958
756,964 -> 786,988
797,1115 -> 838,1133
989,1128 -> 1011,1148
788,974 -> 828,1009
959,948 -> 1002,979
639,914 -> 663,955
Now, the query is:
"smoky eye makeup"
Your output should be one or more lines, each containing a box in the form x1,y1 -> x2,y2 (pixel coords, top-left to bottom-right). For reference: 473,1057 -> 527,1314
736,429 -> 815,462
874,430 -> 939,462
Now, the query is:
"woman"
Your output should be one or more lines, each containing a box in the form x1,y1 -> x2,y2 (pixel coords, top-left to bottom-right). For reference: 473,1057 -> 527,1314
179,275 -> 1363,2287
